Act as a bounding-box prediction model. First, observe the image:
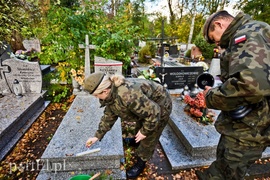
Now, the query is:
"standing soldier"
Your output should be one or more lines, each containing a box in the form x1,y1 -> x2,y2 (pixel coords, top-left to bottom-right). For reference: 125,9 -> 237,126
83,72 -> 172,179
196,10 -> 270,180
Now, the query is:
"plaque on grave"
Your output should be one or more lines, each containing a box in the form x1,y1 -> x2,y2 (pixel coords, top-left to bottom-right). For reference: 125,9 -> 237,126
94,56 -> 122,75
1,58 -> 42,93
155,66 -> 203,89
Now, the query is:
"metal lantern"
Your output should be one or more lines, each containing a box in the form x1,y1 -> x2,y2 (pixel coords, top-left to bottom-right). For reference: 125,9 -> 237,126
13,79 -> 23,97
196,73 -> 215,90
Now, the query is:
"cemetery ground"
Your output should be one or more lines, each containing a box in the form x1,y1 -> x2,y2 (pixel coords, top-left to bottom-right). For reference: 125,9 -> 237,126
1,92 -> 270,180
0,92 -> 201,180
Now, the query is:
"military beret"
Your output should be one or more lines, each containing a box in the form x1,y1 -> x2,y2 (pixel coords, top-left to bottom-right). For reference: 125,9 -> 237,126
203,10 -> 228,44
83,72 -> 105,94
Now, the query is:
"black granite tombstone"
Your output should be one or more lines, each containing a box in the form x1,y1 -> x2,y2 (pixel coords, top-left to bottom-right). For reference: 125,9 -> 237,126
155,66 -> 204,89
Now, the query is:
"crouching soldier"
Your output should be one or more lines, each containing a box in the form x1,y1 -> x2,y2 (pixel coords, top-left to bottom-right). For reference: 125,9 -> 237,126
83,72 -> 172,178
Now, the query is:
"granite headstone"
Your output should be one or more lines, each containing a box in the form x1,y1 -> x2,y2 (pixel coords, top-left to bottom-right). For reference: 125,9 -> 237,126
155,66 -> 204,89
94,56 -> 122,75
0,58 -> 42,94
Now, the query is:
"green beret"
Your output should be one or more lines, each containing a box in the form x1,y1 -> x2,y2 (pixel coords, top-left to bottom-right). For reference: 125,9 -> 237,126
83,72 -> 105,94
203,10 -> 228,44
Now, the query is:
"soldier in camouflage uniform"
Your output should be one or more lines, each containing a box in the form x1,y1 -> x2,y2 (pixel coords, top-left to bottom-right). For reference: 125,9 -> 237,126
83,72 -> 172,178
195,10 -> 270,179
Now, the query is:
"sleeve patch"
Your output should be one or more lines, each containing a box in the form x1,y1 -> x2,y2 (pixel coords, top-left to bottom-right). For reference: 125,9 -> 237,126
234,35 -> 247,44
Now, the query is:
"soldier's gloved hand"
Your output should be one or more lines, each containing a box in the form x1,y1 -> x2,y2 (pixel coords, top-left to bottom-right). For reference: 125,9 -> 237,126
135,130 -> 146,143
85,137 -> 98,148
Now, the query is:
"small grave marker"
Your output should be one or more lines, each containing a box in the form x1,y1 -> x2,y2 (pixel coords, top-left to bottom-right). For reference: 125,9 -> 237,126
23,39 -> 41,52
94,56 -> 122,75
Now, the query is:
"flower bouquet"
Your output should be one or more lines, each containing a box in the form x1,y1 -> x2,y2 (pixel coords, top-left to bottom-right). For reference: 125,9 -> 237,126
183,92 -> 215,125
70,66 -> 85,86
137,66 -> 161,83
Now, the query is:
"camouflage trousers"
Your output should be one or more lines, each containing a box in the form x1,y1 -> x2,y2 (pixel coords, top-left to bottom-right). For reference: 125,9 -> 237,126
135,93 -> 172,161
199,135 -> 266,180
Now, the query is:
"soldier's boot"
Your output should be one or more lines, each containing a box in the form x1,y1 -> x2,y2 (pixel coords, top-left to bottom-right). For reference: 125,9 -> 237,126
123,137 -> 140,147
126,157 -> 146,179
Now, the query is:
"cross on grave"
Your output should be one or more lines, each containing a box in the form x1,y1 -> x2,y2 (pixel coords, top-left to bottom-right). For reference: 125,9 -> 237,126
0,63 -> 10,80
79,35 -> 96,78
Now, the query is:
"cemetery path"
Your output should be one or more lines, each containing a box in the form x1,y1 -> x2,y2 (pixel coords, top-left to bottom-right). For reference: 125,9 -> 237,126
0,93 -> 269,180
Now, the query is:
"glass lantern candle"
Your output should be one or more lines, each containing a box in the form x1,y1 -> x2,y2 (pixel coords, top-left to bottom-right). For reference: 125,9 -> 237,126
13,79 -> 23,97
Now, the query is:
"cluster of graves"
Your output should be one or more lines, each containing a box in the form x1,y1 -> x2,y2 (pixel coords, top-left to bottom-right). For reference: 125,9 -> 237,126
1,37 -> 270,179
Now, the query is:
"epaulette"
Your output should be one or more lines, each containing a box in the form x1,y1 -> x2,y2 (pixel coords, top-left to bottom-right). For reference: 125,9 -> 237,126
234,35 -> 247,44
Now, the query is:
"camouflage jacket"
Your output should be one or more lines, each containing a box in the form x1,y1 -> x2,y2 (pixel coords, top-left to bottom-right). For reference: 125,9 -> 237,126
94,78 -> 172,140
205,12 -> 270,145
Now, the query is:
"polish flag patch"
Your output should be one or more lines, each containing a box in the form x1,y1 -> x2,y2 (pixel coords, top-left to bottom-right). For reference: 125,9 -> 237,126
234,35 -> 247,44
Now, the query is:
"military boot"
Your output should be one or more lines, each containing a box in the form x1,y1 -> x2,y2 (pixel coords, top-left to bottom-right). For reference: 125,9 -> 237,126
126,157 -> 146,179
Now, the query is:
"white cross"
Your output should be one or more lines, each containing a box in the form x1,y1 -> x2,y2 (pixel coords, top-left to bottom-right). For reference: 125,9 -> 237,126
79,35 -> 96,78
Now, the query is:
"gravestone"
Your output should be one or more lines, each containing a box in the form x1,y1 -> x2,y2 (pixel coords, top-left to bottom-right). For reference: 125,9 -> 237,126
169,45 -> 179,57
22,39 -> 41,52
1,58 -> 42,94
0,58 -> 48,161
155,66 -> 203,89
94,56 -> 123,75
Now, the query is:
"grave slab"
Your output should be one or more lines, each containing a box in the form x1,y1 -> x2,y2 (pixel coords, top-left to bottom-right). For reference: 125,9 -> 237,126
37,95 -> 125,180
0,91 -> 48,160
169,97 -> 220,157
160,96 -> 270,170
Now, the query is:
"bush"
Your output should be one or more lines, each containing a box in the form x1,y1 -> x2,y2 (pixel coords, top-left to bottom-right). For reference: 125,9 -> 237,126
193,34 -> 215,60
147,42 -> 157,58
138,45 -> 151,64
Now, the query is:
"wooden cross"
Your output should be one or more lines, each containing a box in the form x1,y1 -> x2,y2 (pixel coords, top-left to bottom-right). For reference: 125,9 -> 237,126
79,35 -> 96,78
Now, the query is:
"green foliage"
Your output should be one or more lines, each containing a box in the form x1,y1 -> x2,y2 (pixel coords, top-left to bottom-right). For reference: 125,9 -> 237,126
137,42 -> 157,64
193,33 -> 215,60
0,0 -> 40,48
60,0 -> 80,8
147,42 -> 157,58
185,49 -> 191,58
138,45 -> 151,64
124,147 -> 133,169
46,83 -> 72,103
32,2 -> 145,101
235,0 -> 270,24
42,73 -> 72,103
